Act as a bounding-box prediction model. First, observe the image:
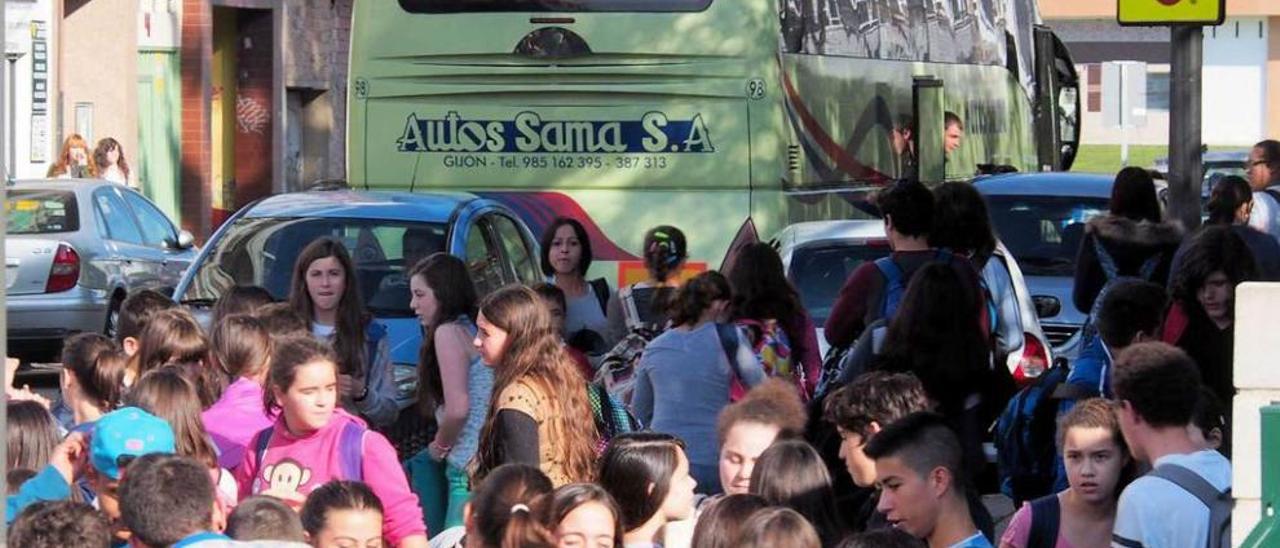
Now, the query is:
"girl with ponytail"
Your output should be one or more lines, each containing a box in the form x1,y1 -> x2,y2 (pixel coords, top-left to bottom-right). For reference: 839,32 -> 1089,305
605,226 -> 688,341
430,464 -> 555,548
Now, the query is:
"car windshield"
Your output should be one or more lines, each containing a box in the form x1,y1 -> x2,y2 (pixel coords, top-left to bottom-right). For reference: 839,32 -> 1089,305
6,190 -> 79,234
986,195 -> 1109,277
788,241 -> 890,325
180,216 -> 447,317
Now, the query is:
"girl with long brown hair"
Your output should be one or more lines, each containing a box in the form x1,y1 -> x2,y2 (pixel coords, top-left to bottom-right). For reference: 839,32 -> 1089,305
408,252 -> 491,531
130,308 -> 220,406
125,366 -> 238,509
46,133 -> 96,178
288,237 -> 398,428
93,137 -> 136,188
471,285 -> 599,487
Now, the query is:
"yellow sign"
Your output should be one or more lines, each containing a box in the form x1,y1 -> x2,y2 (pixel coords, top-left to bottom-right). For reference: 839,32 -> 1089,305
1118,0 -> 1226,26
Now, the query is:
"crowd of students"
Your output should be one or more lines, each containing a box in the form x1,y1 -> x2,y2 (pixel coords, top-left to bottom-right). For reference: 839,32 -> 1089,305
8,141 -> 1277,548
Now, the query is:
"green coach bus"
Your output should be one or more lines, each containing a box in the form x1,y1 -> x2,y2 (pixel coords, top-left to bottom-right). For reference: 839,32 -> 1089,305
347,0 -> 1080,283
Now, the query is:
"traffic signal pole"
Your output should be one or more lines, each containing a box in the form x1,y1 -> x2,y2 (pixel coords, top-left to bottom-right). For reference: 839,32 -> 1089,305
1168,25 -> 1204,233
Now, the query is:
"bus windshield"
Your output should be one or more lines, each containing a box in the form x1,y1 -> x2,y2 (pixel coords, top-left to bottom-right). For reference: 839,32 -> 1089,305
398,0 -> 712,13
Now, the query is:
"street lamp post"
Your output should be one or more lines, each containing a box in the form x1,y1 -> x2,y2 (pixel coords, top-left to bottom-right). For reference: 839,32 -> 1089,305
4,50 -> 23,181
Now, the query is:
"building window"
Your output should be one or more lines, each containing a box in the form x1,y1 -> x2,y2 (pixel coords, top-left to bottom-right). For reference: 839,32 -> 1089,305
1086,64 -> 1101,113
1146,71 -> 1170,112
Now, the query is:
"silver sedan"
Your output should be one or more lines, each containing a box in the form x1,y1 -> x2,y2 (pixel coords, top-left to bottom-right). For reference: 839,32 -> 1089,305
6,179 -> 196,347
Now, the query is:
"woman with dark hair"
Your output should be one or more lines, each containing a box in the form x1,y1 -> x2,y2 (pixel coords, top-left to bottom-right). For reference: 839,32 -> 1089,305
407,252 -> 491,531
288,237 -> 399,428
541,217 -> 612,355
1072,167 -> 1183,314
541,483 -> 624,548
874,261 -> 993,481
58,333 -> 126,431
211,285 -> 275,329
748,440 -> 846,546
1172,175 -> 1280,280
931,182 -> 1024,366
1165,226 -> 1258,425
632,272 -> 765,493
598,433 -> 698,548
726,242 -> 820,398
690,494 -> 768,548
606,225 -> 688,342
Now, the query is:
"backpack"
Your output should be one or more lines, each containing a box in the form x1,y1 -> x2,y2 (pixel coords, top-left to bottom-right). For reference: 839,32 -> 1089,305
994,361 -> 1096,504
1148,463 -> 1232,548
1078,237 -> 1162,348
588,383 -> 640,454
250,421 -> 366,493
715,323 -> 751,401
1026,494 -> 1062,548
594,327 -> 659,405
589,277 -> 611,314
594,284 -> 670,404
733,318 -> 805,401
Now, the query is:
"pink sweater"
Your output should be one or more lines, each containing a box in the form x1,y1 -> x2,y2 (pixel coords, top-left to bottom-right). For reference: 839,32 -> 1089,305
203,378 -> 275,470
233,409 -> 427,544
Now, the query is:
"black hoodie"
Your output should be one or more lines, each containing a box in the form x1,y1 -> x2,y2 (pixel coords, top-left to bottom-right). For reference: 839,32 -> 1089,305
1073,215 -> 1184,314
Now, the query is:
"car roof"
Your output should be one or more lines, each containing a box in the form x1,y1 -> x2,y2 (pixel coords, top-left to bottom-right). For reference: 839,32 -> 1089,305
242,190 -> 478,223
974,172 -> 1117,198
774,220 -> 885,249
10,178 -> 117,192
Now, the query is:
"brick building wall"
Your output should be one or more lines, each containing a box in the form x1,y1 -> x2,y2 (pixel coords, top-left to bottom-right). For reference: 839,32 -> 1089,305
282,0 -> 352,188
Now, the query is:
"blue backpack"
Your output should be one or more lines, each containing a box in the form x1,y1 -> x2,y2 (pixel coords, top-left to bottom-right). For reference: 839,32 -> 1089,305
875,250 -> 999,330
994,362 -> 1095,504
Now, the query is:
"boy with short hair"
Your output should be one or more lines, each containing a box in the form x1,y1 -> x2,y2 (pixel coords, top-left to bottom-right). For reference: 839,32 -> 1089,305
8,500 -> 111,548
118,453 -> 230,547
824,371 -> 932,488
226,496 -> 307,542
864,412 -> 989,548
1111,342 -> 1231,548
1069,279 -> 1168,398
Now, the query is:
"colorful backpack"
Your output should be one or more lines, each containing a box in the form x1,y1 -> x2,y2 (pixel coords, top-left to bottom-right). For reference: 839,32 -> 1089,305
732,318 -> 804,401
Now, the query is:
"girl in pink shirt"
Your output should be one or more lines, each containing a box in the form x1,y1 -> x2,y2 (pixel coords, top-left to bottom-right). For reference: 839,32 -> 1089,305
203,314 -> 275,470
234,335 -> 428,547
999,399 -> 1133,548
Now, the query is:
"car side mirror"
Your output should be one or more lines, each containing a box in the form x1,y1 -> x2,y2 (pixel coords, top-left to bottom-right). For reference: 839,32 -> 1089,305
1033,295 -> 1061,319
172,230 -> 196,250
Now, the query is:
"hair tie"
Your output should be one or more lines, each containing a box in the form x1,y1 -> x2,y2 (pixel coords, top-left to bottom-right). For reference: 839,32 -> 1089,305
510,504 -> 530,515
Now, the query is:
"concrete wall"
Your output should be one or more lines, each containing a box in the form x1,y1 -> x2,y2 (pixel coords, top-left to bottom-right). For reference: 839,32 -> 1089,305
5,0 -> 56,179
1233,283 -> 1280,542
281,0 -> 351,188
60,0 -> 138,167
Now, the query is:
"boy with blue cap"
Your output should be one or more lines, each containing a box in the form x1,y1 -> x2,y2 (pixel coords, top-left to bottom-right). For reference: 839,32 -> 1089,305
6,406 -> 176,546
